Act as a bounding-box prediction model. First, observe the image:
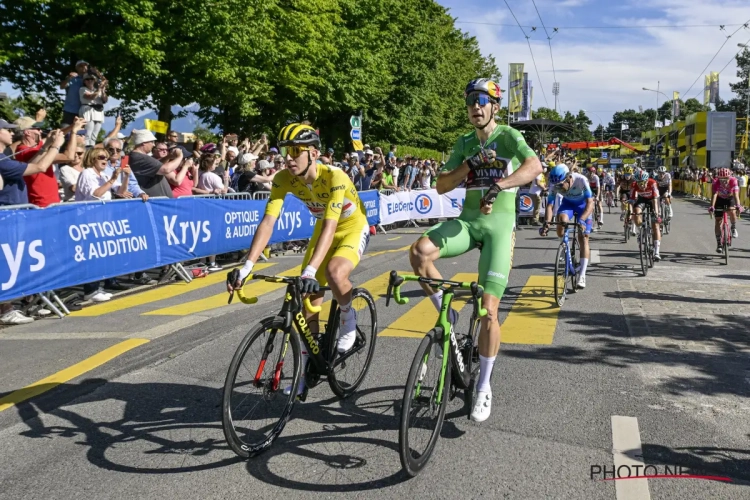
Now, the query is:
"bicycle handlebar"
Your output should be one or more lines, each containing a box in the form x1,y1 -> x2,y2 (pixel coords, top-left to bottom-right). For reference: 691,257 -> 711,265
234,273 -> 327,314
385,270 -> 487,317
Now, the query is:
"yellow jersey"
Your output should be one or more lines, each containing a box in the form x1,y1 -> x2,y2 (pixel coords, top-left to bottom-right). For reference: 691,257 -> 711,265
265,164 -> 367,232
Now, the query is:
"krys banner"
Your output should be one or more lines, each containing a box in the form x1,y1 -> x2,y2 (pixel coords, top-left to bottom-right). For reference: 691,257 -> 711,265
0,195 -> 319,302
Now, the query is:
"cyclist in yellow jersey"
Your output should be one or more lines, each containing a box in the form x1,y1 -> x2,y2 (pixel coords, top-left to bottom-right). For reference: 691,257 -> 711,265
227,124 -> 370,394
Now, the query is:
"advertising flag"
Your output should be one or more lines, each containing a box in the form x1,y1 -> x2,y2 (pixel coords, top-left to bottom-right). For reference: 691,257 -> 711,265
672,91 -> 680,118
508,63 -> 524,113
703,75 -> 710,106
709,72 -> 720,105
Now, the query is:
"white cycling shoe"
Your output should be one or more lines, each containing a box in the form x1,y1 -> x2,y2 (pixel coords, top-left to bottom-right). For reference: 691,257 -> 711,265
471,390 -> 492,422
283,380 -> 306,397
732,228 -> 739,239
577,275 -> 586,289
337,308 -> 357,353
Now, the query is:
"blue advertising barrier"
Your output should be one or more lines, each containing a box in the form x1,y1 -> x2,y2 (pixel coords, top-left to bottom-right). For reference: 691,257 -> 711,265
359,189 -> 380,226
0,191 -> 381,302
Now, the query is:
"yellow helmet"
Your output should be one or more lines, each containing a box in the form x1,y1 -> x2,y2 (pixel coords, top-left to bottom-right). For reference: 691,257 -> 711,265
623,166 -> 634,174
277,123 -> 321,147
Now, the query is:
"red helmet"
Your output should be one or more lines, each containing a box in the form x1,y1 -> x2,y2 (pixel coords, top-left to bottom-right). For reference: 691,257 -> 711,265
588,166 -> 596,173
717,168 -> 732,178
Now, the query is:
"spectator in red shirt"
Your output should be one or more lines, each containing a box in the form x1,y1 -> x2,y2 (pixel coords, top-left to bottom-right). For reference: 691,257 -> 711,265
14,117 -> 83,207
168,157 -> 199,197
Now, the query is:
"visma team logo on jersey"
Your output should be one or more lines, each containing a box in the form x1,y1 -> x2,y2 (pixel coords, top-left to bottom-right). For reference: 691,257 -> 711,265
466,157 -> 510,190
414,194 -> 432,214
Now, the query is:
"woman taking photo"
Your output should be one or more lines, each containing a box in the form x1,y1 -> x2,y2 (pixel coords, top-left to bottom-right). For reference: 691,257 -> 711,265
79,74 -> 108,147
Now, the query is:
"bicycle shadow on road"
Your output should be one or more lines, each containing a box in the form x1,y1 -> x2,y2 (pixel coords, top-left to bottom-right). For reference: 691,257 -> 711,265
641,442 -> 750,484
243,384 -> 466,492
12,379 -> 241,474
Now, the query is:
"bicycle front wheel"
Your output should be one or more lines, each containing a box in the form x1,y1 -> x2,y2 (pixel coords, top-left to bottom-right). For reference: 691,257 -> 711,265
638,227 -> 649,276
723,223 -> 729,265
399,328 -> 450,477
328,288 -> 378,399
553,242 -> 568,307
222,317 -> 301,459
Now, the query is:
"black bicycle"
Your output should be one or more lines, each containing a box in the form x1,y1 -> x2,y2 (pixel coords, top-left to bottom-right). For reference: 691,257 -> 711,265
222,274 -> 377,458
636,203 -> 656,276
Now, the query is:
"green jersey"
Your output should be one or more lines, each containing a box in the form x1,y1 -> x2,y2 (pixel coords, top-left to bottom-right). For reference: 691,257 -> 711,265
443,125 -> 537,216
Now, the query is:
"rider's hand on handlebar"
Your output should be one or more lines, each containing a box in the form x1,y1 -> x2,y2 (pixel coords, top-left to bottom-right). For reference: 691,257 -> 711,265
300,265 -> 320,295
539,222 -> 549,237
708,206 -> 715,214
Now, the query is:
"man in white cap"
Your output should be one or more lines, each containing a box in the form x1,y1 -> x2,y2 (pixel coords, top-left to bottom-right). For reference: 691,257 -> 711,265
60,60 -> 89,126
128,129 -> 184,198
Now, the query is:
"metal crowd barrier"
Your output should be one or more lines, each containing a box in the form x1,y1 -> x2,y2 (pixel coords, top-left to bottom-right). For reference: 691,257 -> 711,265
252,191 -> 271,200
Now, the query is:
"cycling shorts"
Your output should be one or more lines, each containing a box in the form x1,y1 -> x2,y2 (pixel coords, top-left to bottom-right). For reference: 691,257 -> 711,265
632,196 -> 656,213
302,220 -> 370,286
715,196 -> 736,215
619,190 -> 630,201
658,186 -> 671,198
557,198 -> 593,235
604,184 -> 614,192
423,213 -> 515,300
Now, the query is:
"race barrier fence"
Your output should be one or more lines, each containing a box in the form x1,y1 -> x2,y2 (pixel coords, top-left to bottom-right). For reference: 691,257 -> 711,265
673,180 -> 750,206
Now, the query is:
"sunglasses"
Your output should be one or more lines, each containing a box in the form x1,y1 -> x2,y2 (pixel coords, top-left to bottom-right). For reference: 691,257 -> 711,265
106,147 -> 123,153
465,93 -> 494,107
155,148 -> 168,152
280,145 -> 310,158
95,155 -> 109,161
75,151 -> 85,156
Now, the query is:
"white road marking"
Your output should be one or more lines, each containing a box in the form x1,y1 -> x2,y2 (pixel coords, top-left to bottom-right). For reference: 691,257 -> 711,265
611,416 -> 651,500
591,249 -> 601,264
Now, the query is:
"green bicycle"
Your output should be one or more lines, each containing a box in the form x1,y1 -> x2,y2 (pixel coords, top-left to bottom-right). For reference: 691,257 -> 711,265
386,271 -> 487,477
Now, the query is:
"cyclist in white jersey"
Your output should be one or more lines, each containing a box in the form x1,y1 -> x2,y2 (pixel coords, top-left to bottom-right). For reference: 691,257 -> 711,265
655,166 -> 673,218
586,167 -> 603,227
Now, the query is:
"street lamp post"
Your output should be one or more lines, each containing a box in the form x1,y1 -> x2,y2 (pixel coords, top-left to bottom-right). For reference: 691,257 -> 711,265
643,83 -> 670,124
583,110 -> 604,141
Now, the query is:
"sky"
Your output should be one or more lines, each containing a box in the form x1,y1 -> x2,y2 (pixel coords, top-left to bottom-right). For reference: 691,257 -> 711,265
1,0 -> 749,134
439,0 -> 750,126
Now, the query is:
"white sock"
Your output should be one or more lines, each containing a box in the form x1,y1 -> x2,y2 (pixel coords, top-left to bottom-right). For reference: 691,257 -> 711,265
477,355 -> 496,393
430,291 -> 443,312
339,300 -> 352,314
655,240 -> 661,252
579,257 -> 589,277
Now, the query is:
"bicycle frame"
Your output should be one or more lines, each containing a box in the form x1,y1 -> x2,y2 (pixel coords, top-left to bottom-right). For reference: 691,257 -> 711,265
236,274 -> 359,391
387,272 -> 487,405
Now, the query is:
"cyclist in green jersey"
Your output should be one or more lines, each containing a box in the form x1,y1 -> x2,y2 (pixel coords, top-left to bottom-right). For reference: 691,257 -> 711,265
409,78 -> 543,422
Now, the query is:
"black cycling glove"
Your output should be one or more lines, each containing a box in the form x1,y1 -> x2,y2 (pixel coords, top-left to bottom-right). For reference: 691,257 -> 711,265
466,148 -> 496,172
481,184 -> 503,206
300,277 -> 320,295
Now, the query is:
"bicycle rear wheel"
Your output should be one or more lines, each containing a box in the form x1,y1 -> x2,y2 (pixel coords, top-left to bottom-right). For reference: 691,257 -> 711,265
553,242 -> 569,307
399,328 -> 450,477
328,288 -> 378,399
223,317 -> 301,459
638,226 -> 649,276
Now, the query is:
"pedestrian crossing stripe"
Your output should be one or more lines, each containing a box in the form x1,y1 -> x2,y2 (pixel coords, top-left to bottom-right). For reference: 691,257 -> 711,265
379,274 -> 559,344
314,271 -> 408,324
143,264 -> 301,316
69,262 -> 276,317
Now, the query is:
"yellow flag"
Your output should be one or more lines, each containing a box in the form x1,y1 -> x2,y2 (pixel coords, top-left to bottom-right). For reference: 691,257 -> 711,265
703,75 -> 710,106
709,71 -> 720,104
672,91 -> 680,117
351,140 -> 363,152
509,63 -> 524,113
144,118 -> 169,135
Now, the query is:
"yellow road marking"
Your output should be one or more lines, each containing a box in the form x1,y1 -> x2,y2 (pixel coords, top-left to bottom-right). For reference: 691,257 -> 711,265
501,275 -> 559,344
70,262 -> 275,317
387,236 -> 401,241
314,271 -> 399,323
144,264 -> 301,316
0,339 -> 149,413
379,272 -> 471,338
368,245 -> 410,257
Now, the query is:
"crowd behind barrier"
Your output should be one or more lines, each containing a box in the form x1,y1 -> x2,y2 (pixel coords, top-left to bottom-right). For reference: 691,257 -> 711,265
673,180 -> 750,206
0,188 -> 461,303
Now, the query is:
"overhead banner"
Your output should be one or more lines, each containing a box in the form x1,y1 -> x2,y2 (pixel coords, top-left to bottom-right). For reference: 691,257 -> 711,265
378,188 -> 466,225
508,63 -> 524,113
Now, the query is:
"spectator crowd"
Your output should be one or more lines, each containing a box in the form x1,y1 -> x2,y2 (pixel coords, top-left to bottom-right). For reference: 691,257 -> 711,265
0,61 -> 450,325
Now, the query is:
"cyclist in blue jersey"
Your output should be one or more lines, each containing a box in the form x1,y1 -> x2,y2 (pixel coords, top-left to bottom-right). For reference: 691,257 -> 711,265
539,164 -> 594,288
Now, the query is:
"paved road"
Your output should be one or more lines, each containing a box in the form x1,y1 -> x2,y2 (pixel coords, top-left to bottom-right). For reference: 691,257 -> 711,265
0,196 -> 748,499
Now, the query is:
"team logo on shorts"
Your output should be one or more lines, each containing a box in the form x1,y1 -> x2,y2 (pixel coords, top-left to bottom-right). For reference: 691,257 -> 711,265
414,194 -> 432,215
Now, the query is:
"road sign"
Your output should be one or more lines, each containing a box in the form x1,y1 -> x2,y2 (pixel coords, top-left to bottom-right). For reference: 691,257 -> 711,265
350,116 -> 361,129
350,128 -> 361,141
